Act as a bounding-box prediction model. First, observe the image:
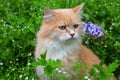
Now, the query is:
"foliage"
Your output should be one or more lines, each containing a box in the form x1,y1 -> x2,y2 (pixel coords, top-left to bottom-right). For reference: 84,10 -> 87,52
32,51 -> 62,77
89,62 -> 119,80
32,52 -> 119,80
0,0 -> 120,80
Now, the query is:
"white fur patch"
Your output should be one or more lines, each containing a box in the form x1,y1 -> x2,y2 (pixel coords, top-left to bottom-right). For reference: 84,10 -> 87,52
58,32 -> 79,41
70,30 -> 75,34
41,38 -> 81,60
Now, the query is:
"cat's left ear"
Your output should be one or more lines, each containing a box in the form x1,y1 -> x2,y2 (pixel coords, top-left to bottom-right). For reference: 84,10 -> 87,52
44,8 -> 55,20
73,3 -> 84,14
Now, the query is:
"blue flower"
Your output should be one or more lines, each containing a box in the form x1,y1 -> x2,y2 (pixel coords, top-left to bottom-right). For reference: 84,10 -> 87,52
82,21 -> 105,39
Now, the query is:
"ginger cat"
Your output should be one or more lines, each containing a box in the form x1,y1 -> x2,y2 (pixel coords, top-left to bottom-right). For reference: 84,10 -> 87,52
35,4 -> 115,80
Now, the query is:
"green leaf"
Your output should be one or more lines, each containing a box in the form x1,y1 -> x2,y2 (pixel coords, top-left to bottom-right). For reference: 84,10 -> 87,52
82,13 -> 89,21
40,51 -> 47,60
44,65 -> 54,76
53,59 -> 62,68
100,21 -> 105,29
29,27 -> 35,33
38,58 -> 47,66
107,62 -> 119,73
31,61 -> 40,67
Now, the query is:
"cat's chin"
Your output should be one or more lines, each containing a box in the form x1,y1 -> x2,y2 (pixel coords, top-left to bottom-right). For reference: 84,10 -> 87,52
60,37 -> 78,42
67,37 -> 77,41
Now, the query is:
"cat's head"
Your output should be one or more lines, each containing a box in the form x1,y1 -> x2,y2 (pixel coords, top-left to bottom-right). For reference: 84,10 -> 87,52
40,4 -> 84,42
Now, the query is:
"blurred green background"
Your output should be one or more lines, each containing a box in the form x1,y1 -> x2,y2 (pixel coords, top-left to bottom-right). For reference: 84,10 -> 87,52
0,0 -> 120,80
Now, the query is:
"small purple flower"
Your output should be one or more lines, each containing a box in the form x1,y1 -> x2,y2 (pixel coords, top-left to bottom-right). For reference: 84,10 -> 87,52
82,21 -> 105,39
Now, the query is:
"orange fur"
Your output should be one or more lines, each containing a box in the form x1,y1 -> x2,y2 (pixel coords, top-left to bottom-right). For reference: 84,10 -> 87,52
35,4 -> 115,80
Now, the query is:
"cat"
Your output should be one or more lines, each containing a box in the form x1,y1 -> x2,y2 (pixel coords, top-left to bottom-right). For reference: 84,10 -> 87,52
35,4 -> 115,80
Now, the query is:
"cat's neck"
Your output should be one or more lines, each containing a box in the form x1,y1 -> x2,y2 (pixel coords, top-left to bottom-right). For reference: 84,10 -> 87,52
40,38 -> 82,60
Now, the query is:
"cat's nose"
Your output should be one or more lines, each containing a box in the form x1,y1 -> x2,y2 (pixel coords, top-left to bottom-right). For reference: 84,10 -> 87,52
70,33 -> 75,38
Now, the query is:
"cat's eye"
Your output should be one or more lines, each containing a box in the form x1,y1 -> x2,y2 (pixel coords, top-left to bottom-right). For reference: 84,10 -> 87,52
74,24 -> 79,29
58,25 -> 66,30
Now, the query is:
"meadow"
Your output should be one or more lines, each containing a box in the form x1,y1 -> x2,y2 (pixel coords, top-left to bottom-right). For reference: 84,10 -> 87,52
0,0 -> 120,80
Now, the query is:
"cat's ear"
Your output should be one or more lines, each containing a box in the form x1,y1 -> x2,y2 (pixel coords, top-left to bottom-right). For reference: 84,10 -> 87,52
44,8 -> 55,20
73,3 -> 84,14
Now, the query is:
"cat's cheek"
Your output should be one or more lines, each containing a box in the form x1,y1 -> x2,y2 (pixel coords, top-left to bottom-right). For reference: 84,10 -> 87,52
59,35 -> 71,41
59,37 -> 68,41
74,33 -> 79,38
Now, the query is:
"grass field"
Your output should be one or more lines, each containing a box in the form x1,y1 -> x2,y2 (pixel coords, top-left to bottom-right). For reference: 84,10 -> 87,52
0,0 -> 120,80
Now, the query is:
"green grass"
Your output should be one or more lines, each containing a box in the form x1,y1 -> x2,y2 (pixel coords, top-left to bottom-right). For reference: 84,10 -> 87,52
0,0 -> 120,80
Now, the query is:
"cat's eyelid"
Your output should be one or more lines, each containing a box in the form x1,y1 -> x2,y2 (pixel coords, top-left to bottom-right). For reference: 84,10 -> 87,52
58,25 -> 68,27
73,24 -> 80,29
58,25 -> 67,30
74,24 -> 80,26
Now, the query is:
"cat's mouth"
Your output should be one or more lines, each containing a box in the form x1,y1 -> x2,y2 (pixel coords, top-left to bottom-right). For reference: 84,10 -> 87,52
66,37 -> 76,41
59,34 -> 79,42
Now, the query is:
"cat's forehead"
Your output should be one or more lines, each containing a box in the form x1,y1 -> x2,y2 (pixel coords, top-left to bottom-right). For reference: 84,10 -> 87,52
54,9 -> 73,13
53,9 -> 75,16
53,9 -> 80,25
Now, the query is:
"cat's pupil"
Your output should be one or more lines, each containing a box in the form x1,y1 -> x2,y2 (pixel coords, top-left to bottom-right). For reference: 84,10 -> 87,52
74,24 -> 79,29
58,25 -> 66,30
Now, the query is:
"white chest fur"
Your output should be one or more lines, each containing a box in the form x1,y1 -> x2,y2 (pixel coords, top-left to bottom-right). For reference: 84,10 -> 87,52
41,39 -> 81,60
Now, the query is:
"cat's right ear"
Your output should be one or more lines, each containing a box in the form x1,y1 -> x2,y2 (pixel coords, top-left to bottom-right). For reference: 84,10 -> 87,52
44,8 -> 55,21
73,3 -> 84,14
